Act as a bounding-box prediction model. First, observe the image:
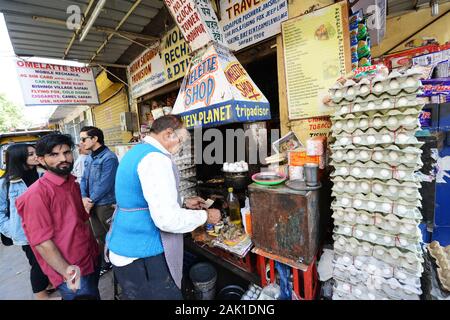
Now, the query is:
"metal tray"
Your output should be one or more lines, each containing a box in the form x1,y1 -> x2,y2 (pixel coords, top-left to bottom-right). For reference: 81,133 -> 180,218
285,180 -> 321,191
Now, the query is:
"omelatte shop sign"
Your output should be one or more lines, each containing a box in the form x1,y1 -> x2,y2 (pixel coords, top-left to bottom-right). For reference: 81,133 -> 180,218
15,60 -> 99,106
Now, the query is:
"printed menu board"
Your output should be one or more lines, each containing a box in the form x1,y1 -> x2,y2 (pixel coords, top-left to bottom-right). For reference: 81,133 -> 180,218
282,2 -> 351,119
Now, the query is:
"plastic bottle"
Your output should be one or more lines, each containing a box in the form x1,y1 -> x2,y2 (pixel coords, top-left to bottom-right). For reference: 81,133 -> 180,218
227,187 -> 242,227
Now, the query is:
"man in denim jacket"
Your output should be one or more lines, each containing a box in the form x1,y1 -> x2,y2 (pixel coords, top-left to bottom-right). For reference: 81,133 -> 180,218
80,126 -> 118,275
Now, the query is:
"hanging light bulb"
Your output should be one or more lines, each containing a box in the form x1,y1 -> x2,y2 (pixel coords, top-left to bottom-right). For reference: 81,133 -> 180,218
431,0 -> 439,17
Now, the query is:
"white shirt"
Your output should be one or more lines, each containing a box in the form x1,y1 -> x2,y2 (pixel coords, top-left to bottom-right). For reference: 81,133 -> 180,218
109,136 -> 207,267
72,154 -> 88,183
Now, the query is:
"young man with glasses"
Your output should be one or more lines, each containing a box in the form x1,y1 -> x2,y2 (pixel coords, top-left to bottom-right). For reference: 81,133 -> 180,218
106,115 -> 221,299
79,126 -> 119,276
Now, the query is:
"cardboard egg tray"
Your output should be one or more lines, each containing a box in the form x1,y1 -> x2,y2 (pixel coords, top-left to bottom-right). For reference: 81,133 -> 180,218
333,222 -> 422,253
330,69 -> 422,103
332,209 -> 421,236
330,161 -> 418,182
333,260 -> 422,289
334,93 -> 424,117
333,279 -> 421,300
330,145 -> 423,168
427,241 -> 450,291
332,109 -> 421,134
332,177 -> 421,201
333,235 -> 423,274
333,127 -> 423,148
331,197 -> 422,220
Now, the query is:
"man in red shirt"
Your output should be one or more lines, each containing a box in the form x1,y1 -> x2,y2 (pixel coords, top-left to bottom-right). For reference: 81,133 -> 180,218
16,133 -> 100,300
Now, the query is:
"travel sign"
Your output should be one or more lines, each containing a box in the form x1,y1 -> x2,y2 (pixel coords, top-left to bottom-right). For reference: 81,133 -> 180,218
15,60 -> 99,106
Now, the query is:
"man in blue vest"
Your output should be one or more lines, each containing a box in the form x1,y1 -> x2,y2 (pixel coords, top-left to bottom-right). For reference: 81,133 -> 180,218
106,115 -> 221,299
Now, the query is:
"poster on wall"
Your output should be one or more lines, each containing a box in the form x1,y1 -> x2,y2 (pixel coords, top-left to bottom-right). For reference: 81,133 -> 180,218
128,26 -> 191,99
172,43 -> 271,128
282,2 -> 351,120
15,60 -> 99,106
291,116 -> 332,145
219,0 -> 288,51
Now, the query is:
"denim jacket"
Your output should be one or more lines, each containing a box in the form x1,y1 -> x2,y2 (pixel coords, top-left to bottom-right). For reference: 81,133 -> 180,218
0,178 -> 29,245
80,146 -> 118,206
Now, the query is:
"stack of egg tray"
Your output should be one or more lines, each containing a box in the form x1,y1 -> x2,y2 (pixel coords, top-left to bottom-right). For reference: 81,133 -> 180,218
329,68 -> 425,300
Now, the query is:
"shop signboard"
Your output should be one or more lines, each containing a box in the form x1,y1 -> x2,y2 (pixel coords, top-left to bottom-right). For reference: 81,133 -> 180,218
219,0 -> 288,51
282,1 -> 351,119
128,26 -> 191,99
164,0 -> 227,52
291,116 -> 332,146
172,43 -> 271,128
15,60 -> 99,106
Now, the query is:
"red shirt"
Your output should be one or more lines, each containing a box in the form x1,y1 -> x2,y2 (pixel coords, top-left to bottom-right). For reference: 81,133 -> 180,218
16,171 -> 99,287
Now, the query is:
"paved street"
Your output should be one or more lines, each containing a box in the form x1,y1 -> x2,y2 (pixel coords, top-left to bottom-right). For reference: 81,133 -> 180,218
0,244 -> 114,300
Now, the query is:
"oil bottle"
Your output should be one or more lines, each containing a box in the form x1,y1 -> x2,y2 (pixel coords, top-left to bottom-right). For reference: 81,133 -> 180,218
227,187 -> 242,227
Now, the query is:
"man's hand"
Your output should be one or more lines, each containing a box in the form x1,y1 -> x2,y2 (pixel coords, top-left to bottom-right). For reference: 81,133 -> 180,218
64,265 -> 81,292
184,196 -> 206,210
206,209 -> 221,224
82,197 -> 94,213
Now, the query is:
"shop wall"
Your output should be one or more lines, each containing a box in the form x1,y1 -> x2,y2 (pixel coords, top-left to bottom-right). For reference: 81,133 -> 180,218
371,4 -> 450,57
92,88 -> 131,150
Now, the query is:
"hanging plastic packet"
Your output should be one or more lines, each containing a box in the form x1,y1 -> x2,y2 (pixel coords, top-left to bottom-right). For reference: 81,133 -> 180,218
65,265 -> 81,292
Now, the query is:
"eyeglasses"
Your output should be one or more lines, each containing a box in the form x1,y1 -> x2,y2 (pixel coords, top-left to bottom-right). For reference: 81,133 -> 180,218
80,136 -> 92,142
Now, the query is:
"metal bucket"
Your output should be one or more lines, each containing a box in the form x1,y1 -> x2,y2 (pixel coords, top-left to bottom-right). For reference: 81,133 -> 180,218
189,262 -> 217,300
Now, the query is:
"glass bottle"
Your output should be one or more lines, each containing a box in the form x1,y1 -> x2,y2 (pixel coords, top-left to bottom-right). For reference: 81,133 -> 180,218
227,187 -> 242,227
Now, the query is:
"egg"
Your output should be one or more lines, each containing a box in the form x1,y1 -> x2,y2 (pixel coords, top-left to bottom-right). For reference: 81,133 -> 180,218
380,169 -> 390,178
366,168 -> 374,177
367,101 -> 376,109
373,151 -> 383,161
373,83 -> 384,93
335,121 -> 343,129
398,97 -> 408,107
397,272 -> 406,280
334,89 -> 343,98
347,119 -> 355,128
343,256 -> 351,263
342,283 -> 351,292
223,163 -> 230,171
400,238 -> 408,246
340,167 -> 349,175
356,230 -> 364,237
347,87 -> 355,97
389,220 -> 397,227
361,182 -> 370,191
388,186 -> 398,194
368,293 -> 376,300
367,135 -> 376,144
369,233 -> 377,240
363,245 -> 370,252
382,134 -> 392,143
335,150 -> 343,159
353,136 -> 362,144
373,118 -> 383,127
389,151 -> 398,160
353,104 -> 362,112
387,117 -> 398,126
359,85 -> 369,94
352,168 -> 361,176
360,151 -> 369,160
368,201 -> 377,210
404,115 -> 415,124
397,170 -> 406,179
354,288 -> 362,296
340,137 -> 349,145
349,182 -> 356,190
405,153 -> 415,161
382,99 -> 391,108
354,199 -> 362,208
355,260 -> 363,268
404,187 -> 413,194
389,79 -> 400,89
348,212 -> 356,219
361,214 -> 369,221
397,205 -> 406,214
405,224 -> 413,230
347,151 -> 356,159
405,77 -> 417,87
341,106 -> 349,113
376,249 -> 384,255
397,133 -> 409,143
337,181 -> 345,188
384,236 -> 391,244
373,183 -> 384,193
341,197 -> 350,205
338,238 -> 346,245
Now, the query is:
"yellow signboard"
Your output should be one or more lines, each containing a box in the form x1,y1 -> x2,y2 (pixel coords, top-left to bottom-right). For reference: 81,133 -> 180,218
291,116 -> 332,146
160,26 -> 191,82
282,2 -> 351,119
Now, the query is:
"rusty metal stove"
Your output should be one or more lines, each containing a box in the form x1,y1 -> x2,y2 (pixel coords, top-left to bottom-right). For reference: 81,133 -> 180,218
248,183 -> 321,265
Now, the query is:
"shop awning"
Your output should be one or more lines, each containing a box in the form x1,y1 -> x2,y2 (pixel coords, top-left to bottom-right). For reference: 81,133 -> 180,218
172,43 -> 271,129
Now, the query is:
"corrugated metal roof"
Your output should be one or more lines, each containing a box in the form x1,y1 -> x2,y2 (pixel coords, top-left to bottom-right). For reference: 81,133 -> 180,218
0,0 -> 164,65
